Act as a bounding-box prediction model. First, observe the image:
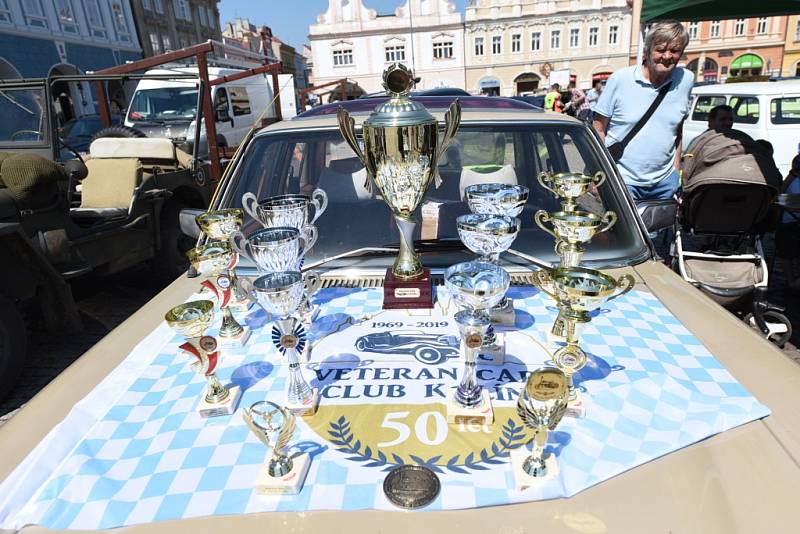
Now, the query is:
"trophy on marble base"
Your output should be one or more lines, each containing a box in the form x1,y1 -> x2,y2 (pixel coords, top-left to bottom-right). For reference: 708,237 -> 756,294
445,310 -> 493,424
244,401 -> 310,494
337,62 -> 461,310
165,301 -> 241,417
195,209 -> 252,310
253,271 -> 319,416
187,241 -> 251,347
511,367 -> 569,490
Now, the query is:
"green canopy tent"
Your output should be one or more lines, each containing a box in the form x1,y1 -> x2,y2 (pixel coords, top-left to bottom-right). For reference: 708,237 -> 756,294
642,0 -> 800,22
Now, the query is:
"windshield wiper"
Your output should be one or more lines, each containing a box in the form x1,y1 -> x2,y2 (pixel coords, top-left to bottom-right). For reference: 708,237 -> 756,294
302,246 -> 398,272
0,91 -> 34,115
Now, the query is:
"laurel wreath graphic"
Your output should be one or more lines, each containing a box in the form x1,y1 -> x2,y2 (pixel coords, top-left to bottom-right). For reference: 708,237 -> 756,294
327,415 -> 526,474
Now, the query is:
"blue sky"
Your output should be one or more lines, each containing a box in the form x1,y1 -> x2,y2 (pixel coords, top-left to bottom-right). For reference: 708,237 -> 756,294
219,0 -> 468,50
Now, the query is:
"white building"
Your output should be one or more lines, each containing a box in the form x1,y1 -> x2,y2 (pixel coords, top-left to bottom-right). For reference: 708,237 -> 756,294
465,0 -> 633,96
309,0 -> 465,98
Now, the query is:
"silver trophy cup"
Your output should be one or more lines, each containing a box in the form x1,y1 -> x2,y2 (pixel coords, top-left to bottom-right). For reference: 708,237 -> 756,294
242,191 -> 328,232
465,183 -> 529,218
231,226 -> 315,274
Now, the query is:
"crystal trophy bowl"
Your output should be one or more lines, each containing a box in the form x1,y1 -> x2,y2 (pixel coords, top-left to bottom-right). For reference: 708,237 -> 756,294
444,261 -> 510,313
465,183 -> 529,217
456,214 -> 520,262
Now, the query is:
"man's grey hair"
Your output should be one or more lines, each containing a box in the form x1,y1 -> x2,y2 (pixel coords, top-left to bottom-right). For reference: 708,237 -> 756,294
644,20 -> 690,58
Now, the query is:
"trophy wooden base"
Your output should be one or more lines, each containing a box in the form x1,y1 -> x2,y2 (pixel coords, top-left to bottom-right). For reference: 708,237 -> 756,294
489,299 -> 516,326
565,389 -> 586,418
446,389 -> 493,425
383,268 -> 433,310
197,385 -> 241,418
219,327 -> 251,347
286,388 -> 319,417
477,333 -> 505,366
510,447 -> 559,490
254,452 -> 311,495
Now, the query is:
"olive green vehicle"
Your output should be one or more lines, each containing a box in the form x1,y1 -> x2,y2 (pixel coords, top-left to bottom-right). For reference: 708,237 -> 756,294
0,75 -> 215,398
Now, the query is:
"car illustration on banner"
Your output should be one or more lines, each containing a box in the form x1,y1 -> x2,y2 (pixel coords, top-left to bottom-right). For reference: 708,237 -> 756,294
354,331 -> 460,365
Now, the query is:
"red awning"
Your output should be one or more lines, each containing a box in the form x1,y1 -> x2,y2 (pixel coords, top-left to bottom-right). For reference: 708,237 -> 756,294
592,72 -> 612,81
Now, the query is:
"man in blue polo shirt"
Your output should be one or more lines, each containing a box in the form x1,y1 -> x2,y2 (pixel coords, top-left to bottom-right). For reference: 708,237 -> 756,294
593,20 -> 694,201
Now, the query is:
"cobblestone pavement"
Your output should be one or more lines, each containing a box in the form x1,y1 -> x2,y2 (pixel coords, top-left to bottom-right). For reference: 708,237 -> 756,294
1,252 -> 800,428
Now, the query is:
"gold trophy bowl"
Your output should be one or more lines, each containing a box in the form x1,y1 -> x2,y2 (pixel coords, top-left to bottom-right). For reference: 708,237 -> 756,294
164,300 -> 215,339
534,210 -> 617,245
195,209 -> 245,240
537,171 -> 606,211
186,241 -> 234,276
535,266 -> 635,315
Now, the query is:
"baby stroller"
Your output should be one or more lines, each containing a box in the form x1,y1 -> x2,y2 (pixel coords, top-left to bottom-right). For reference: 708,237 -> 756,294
672,129 -> 792,346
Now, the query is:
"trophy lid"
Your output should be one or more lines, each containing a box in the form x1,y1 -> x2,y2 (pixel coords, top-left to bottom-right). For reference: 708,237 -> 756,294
365,63 -> 436,128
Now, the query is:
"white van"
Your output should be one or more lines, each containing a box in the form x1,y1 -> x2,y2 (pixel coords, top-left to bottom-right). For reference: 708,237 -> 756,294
124,66 -> 276,154
683,79 -> 800,174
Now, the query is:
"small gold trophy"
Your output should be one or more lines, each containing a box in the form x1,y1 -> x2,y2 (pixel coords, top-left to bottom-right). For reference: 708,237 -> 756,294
187,241 -> 251,347
534,209 -> 616,268
511,367 -> 569,490
537,171 -> 606,212
195,208 -> 252,310
244,401 -> 311,494
165,301 -> 242,417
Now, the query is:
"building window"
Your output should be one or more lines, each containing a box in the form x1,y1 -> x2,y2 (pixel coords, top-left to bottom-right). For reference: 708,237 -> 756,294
433,41 -> 453,59
0,0 -> 11,23
162,34 -> 171,51
492,35 -> 501,54
84,0 -> 106,38
569,28 -> 579,48
110,1 -> 131,41
608,25 -> 618,45
550,29 -> 561,49
333,49 -> 353,66
474,36 -> 484,55
55,0 -> 78,33
757,17 -> 768,35
588,27 -> 598,47
710,20 -> 720,38
149,32 -> 161,54
688,22 -> 698,40
154,0 -> 163,14
198,3 -> 208,26
511,33 -> 521,53
531,31 -> 541,51
385,45 -> 405,62
21,0 -> 47,28
734,18 -> 745,36
205,7 -> 215,28
142,0 -> 151,9
173,0 -> 191,21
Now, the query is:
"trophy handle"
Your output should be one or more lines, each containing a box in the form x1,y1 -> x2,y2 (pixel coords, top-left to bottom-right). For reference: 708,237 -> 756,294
242,192 -> 260,223
231,231 -> 253,264
608,274 -> 635,302
308,188 -> 328,224
337,107 -> 370,191
600,211 -> 617,234
537,171 -> 557,196
532,269 -> 558,300
301,225 -> 318,254
434,99 -> 462,189
303,271 -> 322,295
534,210 -> 557,239
593,171 -> 606,188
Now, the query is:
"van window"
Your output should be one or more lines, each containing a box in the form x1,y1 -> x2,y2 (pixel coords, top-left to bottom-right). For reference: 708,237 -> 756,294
729,96 -> 759,124
214,88 -> 229,118
128,87 -> 198,123
691,95 -> 726,121
771,97 -> 800,124
230,87 -> 251,116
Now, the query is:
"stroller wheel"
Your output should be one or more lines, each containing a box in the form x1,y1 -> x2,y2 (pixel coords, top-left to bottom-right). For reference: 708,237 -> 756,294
743,311 -> 793,348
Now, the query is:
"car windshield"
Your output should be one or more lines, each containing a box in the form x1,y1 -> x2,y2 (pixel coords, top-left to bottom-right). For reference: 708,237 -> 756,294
0,87 -> 47,143
127,87 -> 197,123
221,121 -> 648,271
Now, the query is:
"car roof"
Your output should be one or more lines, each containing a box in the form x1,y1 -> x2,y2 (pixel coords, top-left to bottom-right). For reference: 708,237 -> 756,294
692,79 -> 800,96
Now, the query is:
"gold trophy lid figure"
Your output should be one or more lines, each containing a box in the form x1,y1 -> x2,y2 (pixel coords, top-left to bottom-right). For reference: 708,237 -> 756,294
337,62 -> 461,309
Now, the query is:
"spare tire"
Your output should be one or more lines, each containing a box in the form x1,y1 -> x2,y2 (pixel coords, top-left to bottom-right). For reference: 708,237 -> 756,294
91,125 -> 146,142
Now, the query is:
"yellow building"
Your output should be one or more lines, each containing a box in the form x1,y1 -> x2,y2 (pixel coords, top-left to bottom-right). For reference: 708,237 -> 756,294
782,15 -> 800,76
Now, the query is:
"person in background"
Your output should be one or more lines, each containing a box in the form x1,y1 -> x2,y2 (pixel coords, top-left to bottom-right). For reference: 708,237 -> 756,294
708,104 -> 734,131
592,20 -> 694,201
564,81 -> 590,122
544,84 -> 561,111
776,154 -> 800,291
585,80 -> 603,121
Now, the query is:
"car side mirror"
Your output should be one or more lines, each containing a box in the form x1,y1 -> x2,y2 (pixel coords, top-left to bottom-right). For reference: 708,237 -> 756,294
64,159 -> 88,181
179,208 -> 204,239
637,199 -> 677,234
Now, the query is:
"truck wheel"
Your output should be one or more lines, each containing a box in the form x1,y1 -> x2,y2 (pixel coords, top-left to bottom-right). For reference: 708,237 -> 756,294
152,200 -> 194,283
0,295 -> 27,401
90,125 -> 146,142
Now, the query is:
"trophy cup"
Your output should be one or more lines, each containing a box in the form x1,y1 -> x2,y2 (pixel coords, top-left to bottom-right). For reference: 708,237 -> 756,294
534,209 -> 617,268
537,171 -> 606,212
231,226 -> 315,274
244,401 -> 310,494
195,209 -> 251,309
443,261 -> 509,423
510,367 -> 569,489
165,301 -> 241,417
465,183 -> 529,217
186,241 -> 251,346
534,267 -> 634,416
252,271 -> 319,415
242,191 -> 328,231
337,62 -> 461,309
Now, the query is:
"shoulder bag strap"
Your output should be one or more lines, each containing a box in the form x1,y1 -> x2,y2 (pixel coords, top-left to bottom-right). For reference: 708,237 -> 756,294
618,81 -> 672,150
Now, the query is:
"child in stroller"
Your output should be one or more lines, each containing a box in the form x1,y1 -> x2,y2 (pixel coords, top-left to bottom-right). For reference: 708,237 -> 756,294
672,129 -> 792,347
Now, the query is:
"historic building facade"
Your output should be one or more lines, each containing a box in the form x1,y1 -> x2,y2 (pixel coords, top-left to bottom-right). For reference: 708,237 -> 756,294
781,15 -> 800,76
464,0 -> 633,96
130,0 -> 221,57
309,0 -> 465,98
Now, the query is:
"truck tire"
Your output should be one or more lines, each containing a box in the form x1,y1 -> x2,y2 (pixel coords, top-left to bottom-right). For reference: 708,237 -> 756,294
90,125 -> 146,142
151,200 -> 194,283
0,295 -> 27,401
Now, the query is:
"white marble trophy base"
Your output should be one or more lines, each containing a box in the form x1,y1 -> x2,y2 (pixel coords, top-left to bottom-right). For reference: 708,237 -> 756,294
478,333 -> 505,366
254,452 -> 311,495
286,388 -> 319,417
446,389 -> 493,425
510,447 -> 559,491
219,327 -> 251,348
565,389 -> 586,418
489,299 -> 516,326
197,385 -> 241,418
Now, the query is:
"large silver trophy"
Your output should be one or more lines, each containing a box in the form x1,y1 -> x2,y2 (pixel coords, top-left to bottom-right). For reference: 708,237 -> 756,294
337,63 -> 461,309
